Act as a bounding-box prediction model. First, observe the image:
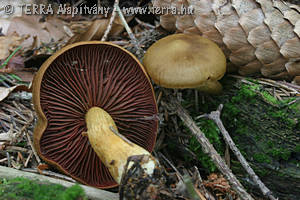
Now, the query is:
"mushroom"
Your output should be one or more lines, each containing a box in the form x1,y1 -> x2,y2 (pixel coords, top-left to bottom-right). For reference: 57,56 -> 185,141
33,41 -> 158,188
143,33 -> 226,94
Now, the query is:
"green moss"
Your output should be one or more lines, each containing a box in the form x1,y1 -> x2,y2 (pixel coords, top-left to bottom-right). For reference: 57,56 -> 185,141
255,168 -> 271,177
269,110 -> 287,118
0,177 -> 86,200
233,80 -> 297,108
189,79 -> 298,172
289,101 -> 300,111
268,148 -> 292,161
261,91 -> 279,105
281,97 -> 296,105
235,125 -> 248,135
231,84 -> 257,103
267,141 -> 274,148
295,145 -> 300,153
253,153 -> 271,164
189,76 -> 300,199
287,118 -> 298,128
188,119 -> 224,172
223,102 -> 240,117
59,185 -> 85,200
268,110 -> 297,128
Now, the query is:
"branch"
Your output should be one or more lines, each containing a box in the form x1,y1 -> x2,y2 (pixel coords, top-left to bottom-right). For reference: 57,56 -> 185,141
198,104 -> 278,200
115,5 -> 144,58
101,0 -> 119,41
162,92 -> 254,200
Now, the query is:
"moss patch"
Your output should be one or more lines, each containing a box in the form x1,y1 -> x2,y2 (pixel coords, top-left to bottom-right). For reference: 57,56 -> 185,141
253,153 -> 271,163
182,76 -> 300,199
0,177 -> 86,200
217,78 -> 299,163
188,119 -> 224,172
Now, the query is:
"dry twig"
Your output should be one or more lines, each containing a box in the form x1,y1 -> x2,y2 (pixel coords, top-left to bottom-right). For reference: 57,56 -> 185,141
197,104 -> 277,200
25,130 -> 41,164
162,91 -> 254,200
101,0 -> 119,41
115,5 -> 144,58
192,166 -> 215,200
22,168 -> 76,183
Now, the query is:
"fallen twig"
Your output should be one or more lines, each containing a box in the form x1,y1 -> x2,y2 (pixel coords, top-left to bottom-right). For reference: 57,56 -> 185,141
22,168 -> 76,183
115,5 -> 144,58
197,104 -> 277,200
192,166 -> 215,200
159,152 -> 183,180
101,0 -> 119,41
181,171 -> 203,200
24,151 -> 32,167
5,146 -> 29,153
26,130 -> 41,164
229,75 -> 299,95
159,153 -> 202,200
162,91 -> 254,200
135,18 -> 155,29
259,78 -> 299,94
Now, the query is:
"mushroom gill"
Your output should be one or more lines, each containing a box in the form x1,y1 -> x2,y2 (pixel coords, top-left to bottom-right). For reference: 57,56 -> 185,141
33,41 -> 158,188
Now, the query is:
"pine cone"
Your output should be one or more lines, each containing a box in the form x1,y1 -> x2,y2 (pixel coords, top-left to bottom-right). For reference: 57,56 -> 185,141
152,0 -> 300,84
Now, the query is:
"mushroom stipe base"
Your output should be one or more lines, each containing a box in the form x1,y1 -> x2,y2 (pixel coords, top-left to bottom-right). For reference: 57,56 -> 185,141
85,107 -> 157,184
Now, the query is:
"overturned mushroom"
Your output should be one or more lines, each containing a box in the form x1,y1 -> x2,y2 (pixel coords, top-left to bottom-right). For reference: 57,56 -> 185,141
33,41 -> 158,188
143,34 -> 226,94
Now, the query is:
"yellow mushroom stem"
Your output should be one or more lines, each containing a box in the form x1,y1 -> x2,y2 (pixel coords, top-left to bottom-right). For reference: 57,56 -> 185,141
85,107 -> 157,184
196,80 -> 223,95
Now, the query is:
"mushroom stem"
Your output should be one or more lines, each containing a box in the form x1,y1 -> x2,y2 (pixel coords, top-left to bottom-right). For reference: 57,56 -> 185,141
196,80 -> 223,94
85,107 -> 157,184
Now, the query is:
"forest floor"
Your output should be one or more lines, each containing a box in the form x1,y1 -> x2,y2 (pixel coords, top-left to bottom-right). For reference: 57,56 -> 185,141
0,1 -> 300,200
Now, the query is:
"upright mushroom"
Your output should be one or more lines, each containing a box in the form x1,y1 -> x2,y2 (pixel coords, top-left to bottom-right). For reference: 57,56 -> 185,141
33,41 -> 158,188
143,34 -> 226,94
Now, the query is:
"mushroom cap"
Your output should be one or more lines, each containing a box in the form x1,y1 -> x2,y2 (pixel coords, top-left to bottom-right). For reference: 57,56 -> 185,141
143,34 -> 226,88
32,41 -> 158,189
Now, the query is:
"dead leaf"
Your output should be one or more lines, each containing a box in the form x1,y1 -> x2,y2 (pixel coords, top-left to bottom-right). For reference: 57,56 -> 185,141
204,173 -> 236,198
0,85 -> 30,101
67,19 -> 114,43
14,69 -> 36,82
68,16 -> 133,44
207,173 -> 218,180
7,15 -> 49,48
293,76 -> 300,85
44,16 -> 74,40
0,86 -> 18,101
69,21 -> 93,35
0,35 -> 23,60
6,15 -> 72,48
0,56 -> 24,73
0,55 -> 36,83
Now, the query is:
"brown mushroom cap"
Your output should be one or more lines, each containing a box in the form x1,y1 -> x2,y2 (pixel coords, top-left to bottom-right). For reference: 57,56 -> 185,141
33,41 -> 158,188
143,34 -> 226,92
